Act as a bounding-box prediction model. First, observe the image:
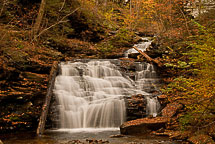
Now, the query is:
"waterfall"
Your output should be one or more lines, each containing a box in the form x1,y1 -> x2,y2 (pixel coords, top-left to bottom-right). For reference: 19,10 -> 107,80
134,62 -> 161,117
54,61 -> 128,128
53,60 -> 160,129
124,37 -> 152,57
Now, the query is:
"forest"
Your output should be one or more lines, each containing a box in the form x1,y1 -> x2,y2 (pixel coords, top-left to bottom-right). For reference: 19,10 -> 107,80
0,0 -> 215,143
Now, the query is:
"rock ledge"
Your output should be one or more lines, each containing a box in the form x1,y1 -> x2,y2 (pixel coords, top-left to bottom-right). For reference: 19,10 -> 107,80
120,117 -> 169,135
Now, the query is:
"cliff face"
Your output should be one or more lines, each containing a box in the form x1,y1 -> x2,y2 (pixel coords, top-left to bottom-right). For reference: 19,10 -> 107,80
0,41 -> 61,132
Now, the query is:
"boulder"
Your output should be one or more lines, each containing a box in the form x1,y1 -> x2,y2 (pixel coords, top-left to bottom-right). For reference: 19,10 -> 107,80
161,102 -> 183,118
120,117 -> 169,135
157,95 -> 168,106
188,134 -> 214,144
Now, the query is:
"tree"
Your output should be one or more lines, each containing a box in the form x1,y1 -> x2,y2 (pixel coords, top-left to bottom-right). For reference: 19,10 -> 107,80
0,0 -> 7,17
32,0 -> 46,41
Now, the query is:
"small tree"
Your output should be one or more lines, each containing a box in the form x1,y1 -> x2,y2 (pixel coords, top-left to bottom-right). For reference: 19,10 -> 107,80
32,0 -> 46,41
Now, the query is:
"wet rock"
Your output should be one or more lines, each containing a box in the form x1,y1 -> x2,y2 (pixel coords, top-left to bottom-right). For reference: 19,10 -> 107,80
120,117 -> 169,135
86,139 -> 109,144
66,140 -> 84,144
128,53 -> 138,59
161,102 -> 183,118
125,94 -> 147,121
145,40 -> 163,58
135,31 -> 154,37
106,53 -> 124,59
133,35 -> 143,43
188,134 -> 214,144
157,95 -> 168,106
109,134 -> 125,138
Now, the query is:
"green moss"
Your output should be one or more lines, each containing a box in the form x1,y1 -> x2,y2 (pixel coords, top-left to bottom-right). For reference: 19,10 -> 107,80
9,116 -> 21,122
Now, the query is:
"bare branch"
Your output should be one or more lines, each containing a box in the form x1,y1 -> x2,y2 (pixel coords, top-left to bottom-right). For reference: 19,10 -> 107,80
32,7 -> 80,42
0,0 -> 7,17
59,0 -> 66,12
177,5 -> 191,36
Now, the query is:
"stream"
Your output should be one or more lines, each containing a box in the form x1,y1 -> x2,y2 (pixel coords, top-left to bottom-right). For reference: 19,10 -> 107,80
0,129 -> 180,144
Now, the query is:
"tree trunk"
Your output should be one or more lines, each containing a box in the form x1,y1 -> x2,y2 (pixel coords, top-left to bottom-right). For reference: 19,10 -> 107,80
133,46 -> 162,67
32,0 -> 46,41
37,61 -> 59,135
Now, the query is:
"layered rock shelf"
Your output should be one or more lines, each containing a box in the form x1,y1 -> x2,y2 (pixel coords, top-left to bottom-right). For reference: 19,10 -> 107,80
120,117 -> 169,135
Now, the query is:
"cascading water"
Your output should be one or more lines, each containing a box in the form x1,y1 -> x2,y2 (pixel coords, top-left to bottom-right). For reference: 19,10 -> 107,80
53,60 -> 160,129
54,61 -> 129,128
52,37 -> 160,129
124,37 -> 152,57
134,62 -> 161,117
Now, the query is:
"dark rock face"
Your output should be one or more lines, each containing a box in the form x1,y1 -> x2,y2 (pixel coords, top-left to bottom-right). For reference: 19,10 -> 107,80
120,117 -> 169,135
105,53 -> 125,59
145,41 -> 163,59
46,39 -> 98,59
0,45 -> 62,133
127,53 -> 139,59
157,94 -> 168,110
125,94 -> 147,121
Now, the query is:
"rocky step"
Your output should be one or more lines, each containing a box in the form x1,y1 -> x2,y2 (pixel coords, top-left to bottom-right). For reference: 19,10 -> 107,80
120,117 -> 169,135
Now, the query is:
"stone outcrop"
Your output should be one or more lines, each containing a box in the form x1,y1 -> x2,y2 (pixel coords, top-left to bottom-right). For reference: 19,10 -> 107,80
153,130 -> 191,140
125,94 -> 147,121
161,102 -> 183,118
157,94 -> 168,107
0,44 -> 62,133
120,117 -> 169,135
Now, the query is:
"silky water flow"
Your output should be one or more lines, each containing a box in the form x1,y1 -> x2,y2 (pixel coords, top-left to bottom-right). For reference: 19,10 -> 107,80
53,60 -> 160,129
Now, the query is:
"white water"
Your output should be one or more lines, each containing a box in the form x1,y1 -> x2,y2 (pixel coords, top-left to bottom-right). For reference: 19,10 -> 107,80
135,62 -> 161,117
53,60 -> 160,129
124,37 -> 152,57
